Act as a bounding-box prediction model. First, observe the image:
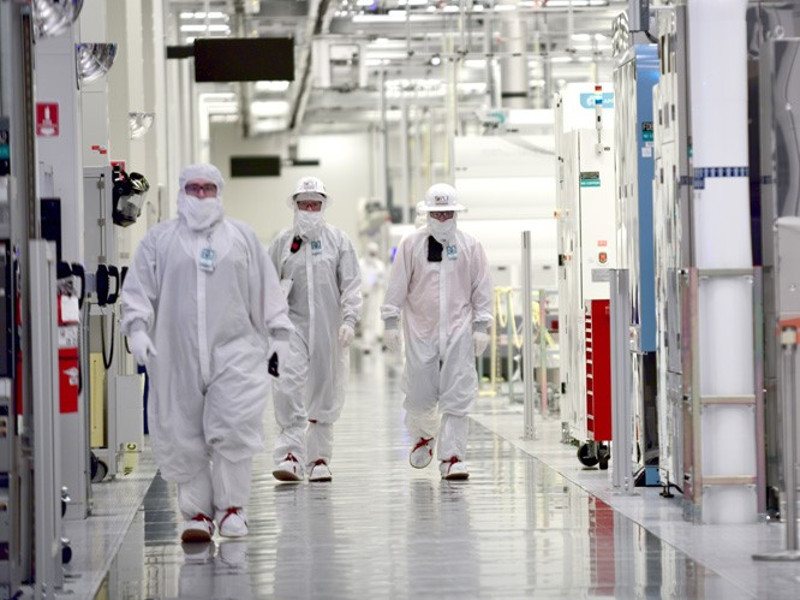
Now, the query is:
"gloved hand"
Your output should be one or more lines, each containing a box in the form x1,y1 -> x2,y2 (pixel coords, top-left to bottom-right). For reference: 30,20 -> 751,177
384,328 -> 402,353
339,323 -> 355,348
128,330 -> 157,366
473,331 -> 491,357
268,339 -> 290,378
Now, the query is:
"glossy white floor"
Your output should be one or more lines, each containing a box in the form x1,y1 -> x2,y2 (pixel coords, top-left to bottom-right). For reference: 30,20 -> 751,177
55,353 -> 800,599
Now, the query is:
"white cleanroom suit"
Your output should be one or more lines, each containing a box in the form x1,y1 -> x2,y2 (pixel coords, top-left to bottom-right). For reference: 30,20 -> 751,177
358,241 -> 386,351
381,183 -> 493,476
269,176 -> 362,480
121,164 -> 292,533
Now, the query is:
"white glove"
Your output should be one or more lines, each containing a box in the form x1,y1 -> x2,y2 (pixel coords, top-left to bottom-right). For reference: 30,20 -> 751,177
384,328 -> 402,353
339,323 -> 355,348
473,331 -> 491,357
128,330 -> 157,366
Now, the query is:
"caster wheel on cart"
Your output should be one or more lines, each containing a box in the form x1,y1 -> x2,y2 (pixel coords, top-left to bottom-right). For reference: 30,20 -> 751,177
577,443 -> 599,468
61,539 -> 73,565
91,452 -> 109,483
598,445 -> 611,470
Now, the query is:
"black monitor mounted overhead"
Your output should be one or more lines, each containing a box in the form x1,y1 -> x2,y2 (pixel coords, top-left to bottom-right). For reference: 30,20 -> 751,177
193,37 -> 295,82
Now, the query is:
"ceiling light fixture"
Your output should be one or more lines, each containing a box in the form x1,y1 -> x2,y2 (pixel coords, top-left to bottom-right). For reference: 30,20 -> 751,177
128,112 -> 155,139
75,43 -> 117,83
34,0 -> 83,39
429,53 -> 442,66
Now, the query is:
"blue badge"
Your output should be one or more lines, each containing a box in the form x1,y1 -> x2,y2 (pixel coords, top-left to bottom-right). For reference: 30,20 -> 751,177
310,240 -> 323,255
446,244 -> 458,260
199,247 -> 216,272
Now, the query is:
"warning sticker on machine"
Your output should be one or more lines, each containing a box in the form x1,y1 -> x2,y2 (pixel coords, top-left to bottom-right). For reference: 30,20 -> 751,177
580,171 -> 601,188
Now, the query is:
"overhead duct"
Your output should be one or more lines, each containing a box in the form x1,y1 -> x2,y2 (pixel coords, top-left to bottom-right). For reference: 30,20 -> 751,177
500,6 -> 530,109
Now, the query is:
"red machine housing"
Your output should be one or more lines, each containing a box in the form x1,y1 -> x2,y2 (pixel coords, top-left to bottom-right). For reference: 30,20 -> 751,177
585,299 -> 612,442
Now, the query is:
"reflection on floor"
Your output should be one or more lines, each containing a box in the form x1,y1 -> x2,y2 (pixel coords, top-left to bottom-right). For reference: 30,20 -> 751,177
89,356 -> 773,599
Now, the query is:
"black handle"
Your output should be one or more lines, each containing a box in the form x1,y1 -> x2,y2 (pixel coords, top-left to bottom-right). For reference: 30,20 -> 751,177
120,266 -> 129,291
107,265 -> 120,305
268,352 -> 279,378
96,265 -> 110,307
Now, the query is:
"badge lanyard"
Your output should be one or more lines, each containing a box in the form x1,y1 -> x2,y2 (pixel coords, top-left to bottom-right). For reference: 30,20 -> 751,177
199,231 -> 216,273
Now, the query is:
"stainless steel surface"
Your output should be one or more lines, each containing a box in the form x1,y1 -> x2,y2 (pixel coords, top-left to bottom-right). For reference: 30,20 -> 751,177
96,361 -> 761,599
610,269 -> 634,494
521,231 -> 535,440
30,240 -> 63,596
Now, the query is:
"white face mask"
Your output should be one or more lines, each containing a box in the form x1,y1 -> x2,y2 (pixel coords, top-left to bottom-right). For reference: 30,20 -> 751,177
178,192 -> 224,232
427,215 -> 457,243
294,209 -> 325,238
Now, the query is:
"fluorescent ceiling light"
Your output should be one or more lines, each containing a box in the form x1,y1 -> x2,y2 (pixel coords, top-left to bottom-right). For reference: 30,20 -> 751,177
180,24 -> 230,33
357,0 -> 374,5
397,0 -> 429,5
571,33 -> 591,42
253,119 -> 287,134
550,56 -> 573,63
442,5 -> 459,12
128,112 -> 155,139
464,59 -> 487,69
181,11 -> 228,20
578,56 -> 594,63
250,100 -> 290,118
494,4 -> 516,12
255,80 -> 291,92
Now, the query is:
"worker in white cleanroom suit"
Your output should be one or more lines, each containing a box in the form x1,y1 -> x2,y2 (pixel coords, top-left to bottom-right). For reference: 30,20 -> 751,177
269,176 -> 362,483
121,163 -> 292,543
381,183 -> 493,480
358,241 -> 386,353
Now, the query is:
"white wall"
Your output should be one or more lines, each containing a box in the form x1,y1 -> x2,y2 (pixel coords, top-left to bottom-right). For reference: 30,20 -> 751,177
209,123 -> 372,244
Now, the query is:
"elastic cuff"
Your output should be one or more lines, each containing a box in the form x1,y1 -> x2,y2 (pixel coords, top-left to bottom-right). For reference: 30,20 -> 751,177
342,317 -> 357,330
270,328 -> 291,341
472,321 -> 489,334
384,317 -> 399,330
127,320 -> 148,335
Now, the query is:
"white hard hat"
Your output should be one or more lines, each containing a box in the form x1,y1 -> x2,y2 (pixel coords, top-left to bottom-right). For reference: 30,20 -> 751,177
418,183 -> 466,213
288,176 -> 330,207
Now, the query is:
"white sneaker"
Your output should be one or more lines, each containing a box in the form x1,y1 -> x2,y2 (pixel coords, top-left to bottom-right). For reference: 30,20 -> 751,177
217,507 -> 248,538
440,457 -> 470,481
409,437 -> 434,469
273,452 -> 304,482
308,459 -> 332,482
181,513 -> 215,543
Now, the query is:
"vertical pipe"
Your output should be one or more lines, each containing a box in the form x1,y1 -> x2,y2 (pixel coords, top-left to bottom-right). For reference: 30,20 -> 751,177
507,290 -> 515,401
539,289 -> 548,415
444,34 -> 457,183
611,269 -> 634,493
500,14 -> 528,110
781,334 -> 798,550
379,70 -> 392,217
400,100 -> 411,224
522,232 -> 536,439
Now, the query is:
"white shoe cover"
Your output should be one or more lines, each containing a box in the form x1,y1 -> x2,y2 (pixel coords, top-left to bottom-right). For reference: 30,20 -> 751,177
273,453 -> 304,482
440,457 -> 469,481
409,437 -> 434,469
181,514 -> 215,543
217,508 -> 248,538
308,459 -> 332,482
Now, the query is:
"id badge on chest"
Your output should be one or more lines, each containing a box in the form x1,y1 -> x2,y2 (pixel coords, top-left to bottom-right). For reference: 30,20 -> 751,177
446,244 -> 458,260
310,240 -> 323,255
199,247 -> 217,272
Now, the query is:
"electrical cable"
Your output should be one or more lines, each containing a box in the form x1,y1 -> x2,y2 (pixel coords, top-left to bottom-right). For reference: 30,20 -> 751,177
100,312 -> 115,371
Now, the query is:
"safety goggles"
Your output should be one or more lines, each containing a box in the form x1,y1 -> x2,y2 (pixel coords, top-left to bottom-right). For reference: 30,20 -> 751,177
185,183 -> 218,195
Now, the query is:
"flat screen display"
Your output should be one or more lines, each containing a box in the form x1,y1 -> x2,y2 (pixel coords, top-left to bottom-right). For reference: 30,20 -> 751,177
230,156 -> 282,177
194,38 -> 294,82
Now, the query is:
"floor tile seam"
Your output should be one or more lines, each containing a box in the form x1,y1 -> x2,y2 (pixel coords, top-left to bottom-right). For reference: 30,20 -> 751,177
467,414 -> 759,600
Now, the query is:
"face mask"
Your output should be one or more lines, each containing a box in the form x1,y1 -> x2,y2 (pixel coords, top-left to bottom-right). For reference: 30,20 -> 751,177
294,209 -> 324,238
178,192 -> 224,232
427,215 -> 456,243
